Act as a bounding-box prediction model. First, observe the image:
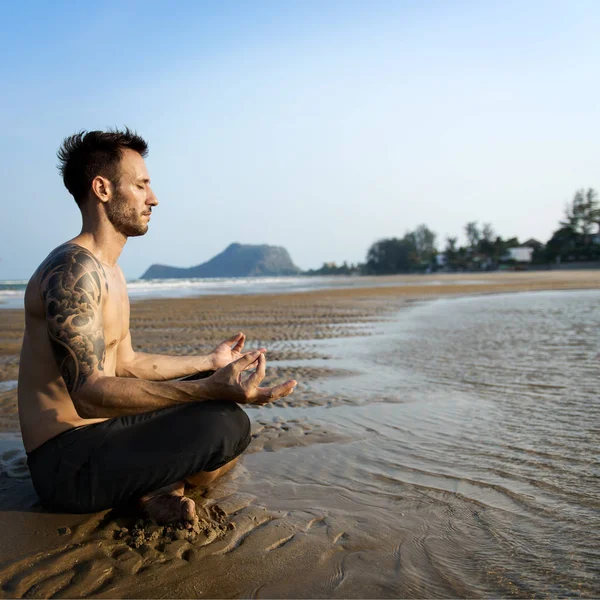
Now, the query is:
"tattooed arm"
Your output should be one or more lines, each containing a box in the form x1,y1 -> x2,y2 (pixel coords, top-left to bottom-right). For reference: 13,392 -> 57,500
39,244 -> 216,417
39,244 -> 295,416
40,244 -> 108,393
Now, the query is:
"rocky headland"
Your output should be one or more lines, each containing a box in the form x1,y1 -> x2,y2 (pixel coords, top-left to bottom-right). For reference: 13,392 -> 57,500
141,243 -> 301,279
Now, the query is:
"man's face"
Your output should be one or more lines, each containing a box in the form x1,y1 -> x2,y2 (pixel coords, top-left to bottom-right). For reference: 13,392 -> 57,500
106,148 -> 158,237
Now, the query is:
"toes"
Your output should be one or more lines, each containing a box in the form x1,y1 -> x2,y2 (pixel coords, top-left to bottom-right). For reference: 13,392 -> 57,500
141,493 -> 197,524
181,497 -> 197,522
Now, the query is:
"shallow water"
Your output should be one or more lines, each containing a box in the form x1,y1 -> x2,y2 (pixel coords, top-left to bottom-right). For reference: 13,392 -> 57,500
249,290 -> 600,597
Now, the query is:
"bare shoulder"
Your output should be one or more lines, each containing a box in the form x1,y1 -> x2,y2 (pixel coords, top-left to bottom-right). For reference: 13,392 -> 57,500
37,243 -> 108,300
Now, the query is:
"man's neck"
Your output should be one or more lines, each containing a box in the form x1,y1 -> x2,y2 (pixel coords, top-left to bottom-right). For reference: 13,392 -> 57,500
70,229 -> 127,268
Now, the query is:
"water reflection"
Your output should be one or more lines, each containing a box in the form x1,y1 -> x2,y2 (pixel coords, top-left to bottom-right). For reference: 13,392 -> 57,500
254,290 -> 600,597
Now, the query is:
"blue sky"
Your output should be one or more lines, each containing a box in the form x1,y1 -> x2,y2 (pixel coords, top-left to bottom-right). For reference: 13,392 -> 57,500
1,0 -> 600,280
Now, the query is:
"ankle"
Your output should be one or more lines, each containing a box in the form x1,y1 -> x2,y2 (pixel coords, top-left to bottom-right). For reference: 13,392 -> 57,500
140,481 -> 185,502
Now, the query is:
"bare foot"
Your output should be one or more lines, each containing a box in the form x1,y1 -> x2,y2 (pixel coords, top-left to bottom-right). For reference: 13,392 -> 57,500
139,482 -> 197,525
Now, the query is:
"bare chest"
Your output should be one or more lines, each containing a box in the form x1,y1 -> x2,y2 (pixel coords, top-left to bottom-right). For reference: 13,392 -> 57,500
101,268 -> 129,350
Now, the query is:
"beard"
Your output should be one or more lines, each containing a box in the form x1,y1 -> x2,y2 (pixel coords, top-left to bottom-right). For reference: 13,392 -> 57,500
106,188 -> 148,237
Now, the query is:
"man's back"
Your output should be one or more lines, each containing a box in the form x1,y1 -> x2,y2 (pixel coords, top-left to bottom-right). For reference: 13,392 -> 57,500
18,242 -> 128,452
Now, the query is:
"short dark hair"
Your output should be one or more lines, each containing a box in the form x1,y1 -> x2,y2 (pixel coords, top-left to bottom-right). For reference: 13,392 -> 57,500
57,128 -> 148,206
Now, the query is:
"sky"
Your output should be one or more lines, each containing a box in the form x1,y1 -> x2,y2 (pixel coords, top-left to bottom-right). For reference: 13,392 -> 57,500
1,0 -> 600,280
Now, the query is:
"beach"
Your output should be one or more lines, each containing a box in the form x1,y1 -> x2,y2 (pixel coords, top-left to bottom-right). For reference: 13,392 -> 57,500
0,270 -> 599,598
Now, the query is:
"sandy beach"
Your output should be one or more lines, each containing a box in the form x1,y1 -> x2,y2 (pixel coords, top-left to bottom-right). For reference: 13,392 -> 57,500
0,270 -> 599,598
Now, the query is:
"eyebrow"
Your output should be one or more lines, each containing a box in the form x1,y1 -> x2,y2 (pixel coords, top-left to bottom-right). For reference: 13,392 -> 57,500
136,177 -> 151,184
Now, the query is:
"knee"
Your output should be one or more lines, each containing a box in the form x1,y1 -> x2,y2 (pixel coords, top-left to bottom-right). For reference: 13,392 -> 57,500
225,403 -> 251,448
193,401 -> 251,452
194,402 -> 250,471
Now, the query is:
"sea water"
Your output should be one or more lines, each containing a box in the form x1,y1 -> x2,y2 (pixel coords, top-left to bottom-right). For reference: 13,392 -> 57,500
0,275 -> 495,310
248,289 -> 600,597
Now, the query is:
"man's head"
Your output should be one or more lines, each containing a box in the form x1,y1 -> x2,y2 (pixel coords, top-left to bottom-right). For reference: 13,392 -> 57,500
57,128 -> 157,237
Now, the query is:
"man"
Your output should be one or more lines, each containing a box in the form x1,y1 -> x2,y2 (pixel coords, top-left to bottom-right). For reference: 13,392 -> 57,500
18,128 -> 297,524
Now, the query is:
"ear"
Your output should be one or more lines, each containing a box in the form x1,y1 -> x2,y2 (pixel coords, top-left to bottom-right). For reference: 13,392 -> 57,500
91,176 -> 113,203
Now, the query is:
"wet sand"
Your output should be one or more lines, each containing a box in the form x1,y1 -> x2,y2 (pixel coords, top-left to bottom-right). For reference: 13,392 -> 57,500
0,270 -> 599,598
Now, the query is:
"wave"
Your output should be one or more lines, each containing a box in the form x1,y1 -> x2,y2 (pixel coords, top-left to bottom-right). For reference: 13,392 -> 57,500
0,275 -> 497,309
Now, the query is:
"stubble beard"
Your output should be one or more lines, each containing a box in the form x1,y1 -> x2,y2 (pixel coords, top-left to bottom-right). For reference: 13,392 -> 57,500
106,188 -> 148,238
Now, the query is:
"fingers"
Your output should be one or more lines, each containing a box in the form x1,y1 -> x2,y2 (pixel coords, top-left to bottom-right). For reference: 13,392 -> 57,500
240,347 -> 268,370
232,349 -> 263,372
255,379 -> 297,405
224,332 -> 243,344
246,353 -> 266,388
231,332 -> 245,353
274,379 -> 297,397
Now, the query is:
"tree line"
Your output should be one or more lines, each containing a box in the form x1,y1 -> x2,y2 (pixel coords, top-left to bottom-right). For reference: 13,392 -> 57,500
306,188 -> 600,275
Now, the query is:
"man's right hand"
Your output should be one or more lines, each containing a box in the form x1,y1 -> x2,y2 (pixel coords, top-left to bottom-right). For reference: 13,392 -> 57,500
205,351 -> 297,406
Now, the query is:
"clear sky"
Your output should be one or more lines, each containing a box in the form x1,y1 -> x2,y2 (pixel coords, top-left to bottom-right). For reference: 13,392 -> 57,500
1,0 -> 599,280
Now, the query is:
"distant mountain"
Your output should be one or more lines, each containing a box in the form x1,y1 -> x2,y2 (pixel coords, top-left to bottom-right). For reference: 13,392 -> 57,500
141,243 -> 301,279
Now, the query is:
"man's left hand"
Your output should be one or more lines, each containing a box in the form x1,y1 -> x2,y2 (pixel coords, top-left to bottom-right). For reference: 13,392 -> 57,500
209,332 -> 266,370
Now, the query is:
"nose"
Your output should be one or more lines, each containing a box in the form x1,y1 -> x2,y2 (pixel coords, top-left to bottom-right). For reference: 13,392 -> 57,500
147,187 -> 159,207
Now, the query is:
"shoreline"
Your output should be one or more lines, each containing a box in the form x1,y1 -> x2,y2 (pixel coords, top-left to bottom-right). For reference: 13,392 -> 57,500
2,268 -> 600,307
2,270 -> 600,386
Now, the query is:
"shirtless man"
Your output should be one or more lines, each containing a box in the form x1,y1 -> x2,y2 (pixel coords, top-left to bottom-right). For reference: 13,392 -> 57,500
18,128 -> 297,524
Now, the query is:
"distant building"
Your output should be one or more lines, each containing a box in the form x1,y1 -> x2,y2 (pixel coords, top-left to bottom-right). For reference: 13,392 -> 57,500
522,238 -> 543,250
506,247 -> 534,263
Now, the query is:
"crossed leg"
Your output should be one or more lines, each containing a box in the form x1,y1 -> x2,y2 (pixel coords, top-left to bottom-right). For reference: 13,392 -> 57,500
137,371 -> 249,524
139,456 -> 242,524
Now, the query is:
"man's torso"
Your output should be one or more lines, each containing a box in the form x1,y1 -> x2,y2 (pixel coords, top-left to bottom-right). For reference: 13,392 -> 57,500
18,242 -> 130,452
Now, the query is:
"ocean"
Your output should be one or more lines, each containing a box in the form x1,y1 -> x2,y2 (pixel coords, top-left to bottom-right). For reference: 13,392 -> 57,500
0,275 -> 495,310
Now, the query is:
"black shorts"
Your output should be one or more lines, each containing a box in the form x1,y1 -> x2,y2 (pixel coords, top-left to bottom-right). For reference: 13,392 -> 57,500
26,400 -> 251,514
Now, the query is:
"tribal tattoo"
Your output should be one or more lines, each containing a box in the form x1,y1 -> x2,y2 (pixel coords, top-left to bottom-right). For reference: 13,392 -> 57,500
39,244 -> 109,394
